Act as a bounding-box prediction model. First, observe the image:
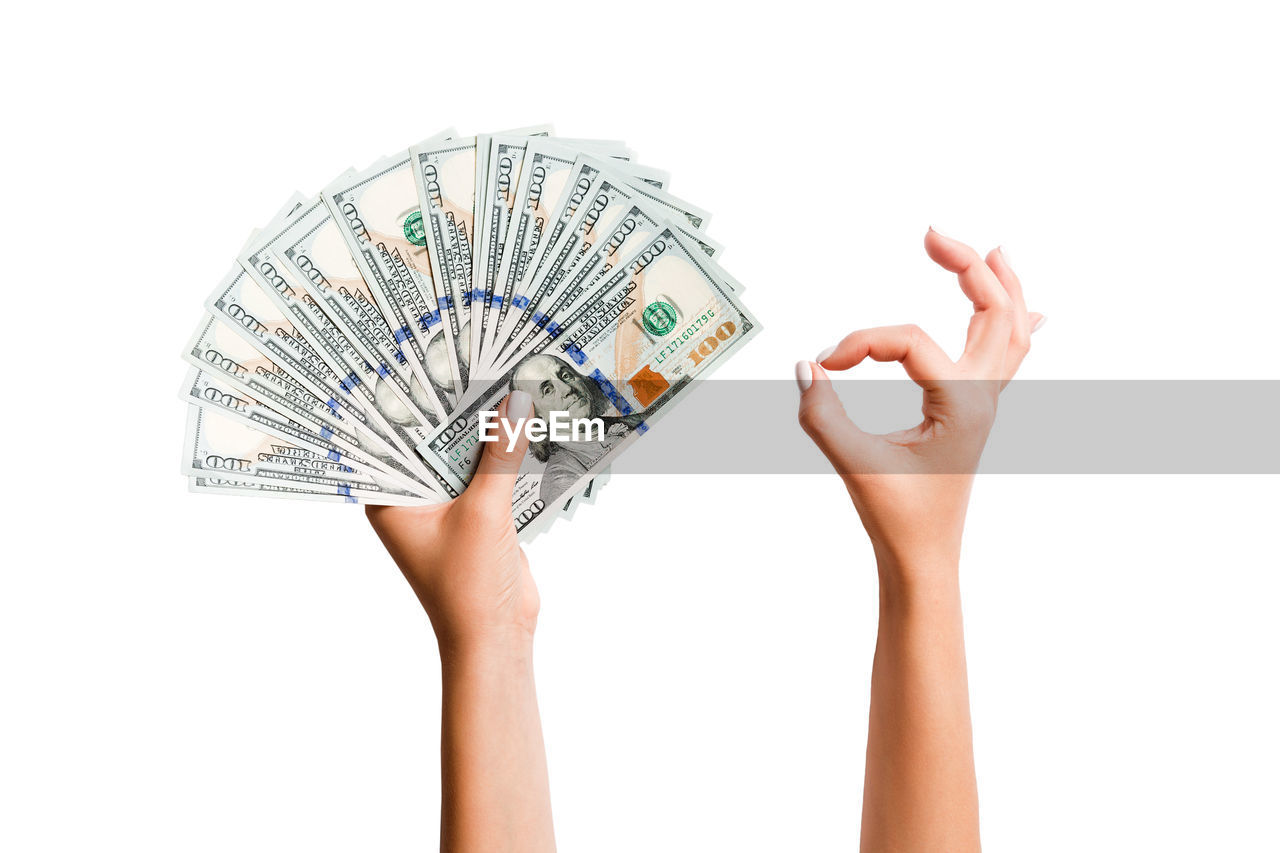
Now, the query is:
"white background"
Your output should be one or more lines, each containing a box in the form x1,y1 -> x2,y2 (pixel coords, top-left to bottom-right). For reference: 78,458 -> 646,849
2,1 -> 1277,850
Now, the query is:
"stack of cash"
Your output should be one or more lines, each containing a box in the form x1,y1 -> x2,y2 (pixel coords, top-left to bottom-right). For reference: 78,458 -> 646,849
180,126 -> 760,538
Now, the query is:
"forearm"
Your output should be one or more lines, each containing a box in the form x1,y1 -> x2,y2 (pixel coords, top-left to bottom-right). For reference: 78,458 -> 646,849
439,633 -> 555,853
860,562 -> 979,853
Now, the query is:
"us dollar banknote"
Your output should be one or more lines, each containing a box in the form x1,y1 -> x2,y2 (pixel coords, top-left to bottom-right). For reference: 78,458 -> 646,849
322,134 -> 463,409
469,126 -> 553,368
188,471 -> 431,506
181,126 -> 760,526
237,202 -> 443,462
410,136 -> 478,387
181,365 -> 442,500
490,169 -> 720,372
182,313 -> 439,497
417,226 -> 759,534
203,259 -> 436,483
487,155 -> 672,363
518,156 -> 670,300
546,154 -> 719,265
481,139 -> 634,369
269,200 -> 445,425
471,134 -> 545,377
480,140 -> 589,371
183,404 -> 417,501
489,199 -> 676,375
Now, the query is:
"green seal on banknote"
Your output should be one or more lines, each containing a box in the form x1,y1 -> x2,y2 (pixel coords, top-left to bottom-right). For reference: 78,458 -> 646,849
642,301 -> 678,336
403,211 -> 427,247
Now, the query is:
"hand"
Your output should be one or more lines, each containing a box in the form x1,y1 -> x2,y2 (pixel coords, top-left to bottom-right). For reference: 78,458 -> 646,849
371,391 -> 556,850
367,390 -> 537,652
796,228 -> 1044,579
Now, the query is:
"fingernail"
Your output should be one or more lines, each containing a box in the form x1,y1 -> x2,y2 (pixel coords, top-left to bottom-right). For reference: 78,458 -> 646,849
999,245 -> 1013,266
1031,314 -> 1048,333
507,389 -> 532,419
929,225 -> 948,238
794,360 -> 812,392
815,345 -> 836,363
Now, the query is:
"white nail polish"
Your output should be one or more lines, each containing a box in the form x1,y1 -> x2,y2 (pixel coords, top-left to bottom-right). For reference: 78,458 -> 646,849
999,245 -> 1013,266
795,360 -> 812,392
815,345 -> 836,363
1031,314 -> 1047,333
508,389 -> 532,419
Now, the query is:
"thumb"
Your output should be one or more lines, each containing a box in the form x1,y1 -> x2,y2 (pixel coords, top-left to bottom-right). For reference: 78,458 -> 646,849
796,361 -> 876,477
467,390 -> 533,511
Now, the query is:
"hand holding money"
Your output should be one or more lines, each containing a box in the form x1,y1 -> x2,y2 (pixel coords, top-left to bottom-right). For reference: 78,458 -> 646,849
366,395 -> 554,853
367,391 -> 540,649
179,125 -> 761,539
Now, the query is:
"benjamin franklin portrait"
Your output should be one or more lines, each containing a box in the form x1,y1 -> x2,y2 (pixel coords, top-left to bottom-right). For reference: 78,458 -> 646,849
509,353 -> 642,503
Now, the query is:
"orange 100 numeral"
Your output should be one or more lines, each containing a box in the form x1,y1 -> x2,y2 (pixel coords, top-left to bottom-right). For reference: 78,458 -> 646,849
687,321 -> 737,366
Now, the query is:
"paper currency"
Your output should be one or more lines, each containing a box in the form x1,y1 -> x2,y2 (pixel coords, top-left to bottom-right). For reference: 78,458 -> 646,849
203,261 -> 436,484
180,126 -> 759,540
489,163 -> 719,372
481,139 -> 632,369
411,136 -> 478,387
237,201 -> 444,463
183,405 -> 418,502
181,314 -> 440,498
469,126 -> 553,368
322,136 -> 462,409
472,134 -> 546,378
416,225 -> 759,533
267,199 -> 446,424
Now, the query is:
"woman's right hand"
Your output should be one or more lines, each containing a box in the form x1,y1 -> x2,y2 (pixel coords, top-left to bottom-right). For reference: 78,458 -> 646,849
795,228 -> 1044,580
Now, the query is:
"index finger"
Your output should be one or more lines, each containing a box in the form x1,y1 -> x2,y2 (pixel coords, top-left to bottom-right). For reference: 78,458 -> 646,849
816,324 -> 953,389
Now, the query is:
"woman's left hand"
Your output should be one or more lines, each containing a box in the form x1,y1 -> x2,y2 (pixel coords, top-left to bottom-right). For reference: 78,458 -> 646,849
366,390 -> 538,652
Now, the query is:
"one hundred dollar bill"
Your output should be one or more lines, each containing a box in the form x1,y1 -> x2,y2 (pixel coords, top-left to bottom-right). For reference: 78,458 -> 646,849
268,199 -> 446,425
236,200 -> 443,458
410,136 -> 479,393
469,126 -> 553,371
182,315 -> 440,498
490,169 -> 720,372
480,140 -> 587,370
181,365 -> 443,501
183,404 -> 419,501
322,132 -> 463,409
489,199 -> 676,375
519,156 -> 670,297
480,139 -> 634,369
187,472 -> 432,506
471,134 -> 547,379
203,260 -> 436,484
486,155 -> 672,365
417,226 -> 759,535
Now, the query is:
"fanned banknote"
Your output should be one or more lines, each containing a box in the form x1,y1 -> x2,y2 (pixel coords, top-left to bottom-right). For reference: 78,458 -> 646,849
180,126 -> 759,537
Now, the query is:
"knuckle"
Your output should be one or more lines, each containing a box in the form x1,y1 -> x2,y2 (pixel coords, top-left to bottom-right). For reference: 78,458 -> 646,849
956,246 -> 981,271
797,403 -> 821,434
798,402 -> 835,436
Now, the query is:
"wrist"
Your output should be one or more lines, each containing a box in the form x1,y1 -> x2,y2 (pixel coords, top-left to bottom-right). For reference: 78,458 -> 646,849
874,547 -> 962,612
871,533 -> 960,573
435,622 -> 536,667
